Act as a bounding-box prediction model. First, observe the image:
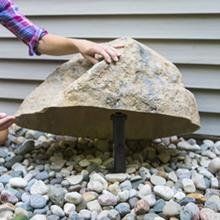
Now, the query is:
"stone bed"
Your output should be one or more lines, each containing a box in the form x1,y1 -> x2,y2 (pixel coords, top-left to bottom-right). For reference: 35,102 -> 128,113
0,126 -> 219,220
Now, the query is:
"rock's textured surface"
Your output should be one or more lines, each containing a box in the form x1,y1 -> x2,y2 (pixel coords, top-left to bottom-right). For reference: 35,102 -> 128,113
16,38 -> 200,139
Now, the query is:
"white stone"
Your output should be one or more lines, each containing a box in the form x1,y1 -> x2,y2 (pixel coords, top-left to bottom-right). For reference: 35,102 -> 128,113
163,200 -> 181,216
153,185 -> 174,200
105,173 -> 129,182
182,178 -> 196,193
64,192 -> 82,205
118,190 -> 130,202
64,203 -> 76,216
168,171 -> 177,183
191,172 -> 206,190
87,200 -> 102,213
9,177 -> 27,188
137,184 -> 152,198
143,193 -> 156,207
30,214 -> 47,220
66,174 -> 83,185
208,158 -> 220,174
87,173 -> 108,193
150,174 -> 166,185
211,177 -> 219,189
51,205 -> 65,217
174,191 -> 186,201
30,180 -> 48,195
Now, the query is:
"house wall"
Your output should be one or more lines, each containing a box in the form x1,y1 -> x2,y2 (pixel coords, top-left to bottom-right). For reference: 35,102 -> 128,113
0,0 -> 220,136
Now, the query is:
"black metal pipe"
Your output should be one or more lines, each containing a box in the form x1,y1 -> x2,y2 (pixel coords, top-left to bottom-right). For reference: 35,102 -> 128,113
111,112 -> 127,173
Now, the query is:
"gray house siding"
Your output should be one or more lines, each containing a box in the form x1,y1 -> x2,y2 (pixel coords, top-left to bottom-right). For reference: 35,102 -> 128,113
0,0 -> 220,136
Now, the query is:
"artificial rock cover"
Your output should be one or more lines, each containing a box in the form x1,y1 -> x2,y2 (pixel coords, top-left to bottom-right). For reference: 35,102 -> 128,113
15,38 -> 200,139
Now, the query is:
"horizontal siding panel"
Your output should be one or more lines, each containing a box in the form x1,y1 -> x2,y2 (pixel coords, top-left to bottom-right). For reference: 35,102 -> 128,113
189,89 -> 220,113
0,60 -> 63,81
1,15 -> 220,40
18,0 -> 220,15
0,80 -> 39,100
1,39 -> 220,65
196,113 -> 220,136
179,65 -> 220,90
0,99 -> 21,115
1,79 -> 219,114
0,61 -> 220,90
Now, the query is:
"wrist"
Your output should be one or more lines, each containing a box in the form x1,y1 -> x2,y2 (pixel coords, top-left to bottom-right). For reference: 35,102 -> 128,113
71,38 -> 83,53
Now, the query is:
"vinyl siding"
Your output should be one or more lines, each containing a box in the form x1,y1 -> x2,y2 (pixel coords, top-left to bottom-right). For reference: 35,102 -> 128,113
0,0 -> 220,136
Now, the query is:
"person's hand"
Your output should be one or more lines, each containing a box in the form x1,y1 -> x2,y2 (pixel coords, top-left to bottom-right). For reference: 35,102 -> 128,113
0,113 -> 15,130
73,39 -> 124,64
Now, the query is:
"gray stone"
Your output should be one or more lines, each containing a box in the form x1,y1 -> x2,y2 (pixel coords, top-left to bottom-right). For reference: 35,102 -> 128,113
35,171 -> 49,180
48,185 -> 65,207
16,38 -> 200,139
98,191 -> 118,206
15,140 -> 35,155
115,202 -> 130,217
0,175 -> 12,185
5,155 -> 24,169
105,173 -> 129,183
153,199 -> 166,213
205,195 -> 220,212
180,203 -> 200,220
108,209 -> 120,220
30,194 -> 47,209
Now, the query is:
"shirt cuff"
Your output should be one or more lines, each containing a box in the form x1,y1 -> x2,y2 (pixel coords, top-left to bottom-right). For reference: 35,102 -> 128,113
28,29 -> 48,56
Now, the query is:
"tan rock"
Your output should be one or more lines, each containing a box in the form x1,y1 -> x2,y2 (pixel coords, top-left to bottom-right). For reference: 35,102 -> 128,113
16,38 -> 200,139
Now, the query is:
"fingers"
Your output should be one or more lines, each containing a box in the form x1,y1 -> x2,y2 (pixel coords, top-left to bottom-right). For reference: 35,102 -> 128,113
0,113 -> 7,119
94,45 -> 122,64
0,116 -> 15,130
0,120 -> 14,130
85,55 -> 99,65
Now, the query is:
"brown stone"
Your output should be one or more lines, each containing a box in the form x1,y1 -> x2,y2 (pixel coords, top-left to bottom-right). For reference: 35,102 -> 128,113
187,193 -> 206,203
15,38 -> 200,139
134,199 -> 150,215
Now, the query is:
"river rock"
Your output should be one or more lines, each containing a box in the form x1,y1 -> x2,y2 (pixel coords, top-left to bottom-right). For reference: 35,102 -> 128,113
153,185 -> 174,200
30,180 -> 48,195
162,200 -> 181,217
9,177 -> 27,188
51,205 -> 65,217
64,192 -> 82,205
208,158 -> 220,174
98,190 -> 118,206
134,199 -> 150,215
48,185 -> 65,207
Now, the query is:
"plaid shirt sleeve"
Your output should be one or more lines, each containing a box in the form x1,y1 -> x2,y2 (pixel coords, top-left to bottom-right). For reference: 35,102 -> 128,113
0,0 -> 48,56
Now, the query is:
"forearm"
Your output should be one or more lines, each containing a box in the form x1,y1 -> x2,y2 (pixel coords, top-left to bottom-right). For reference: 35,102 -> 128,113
38,34 -> 81,56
